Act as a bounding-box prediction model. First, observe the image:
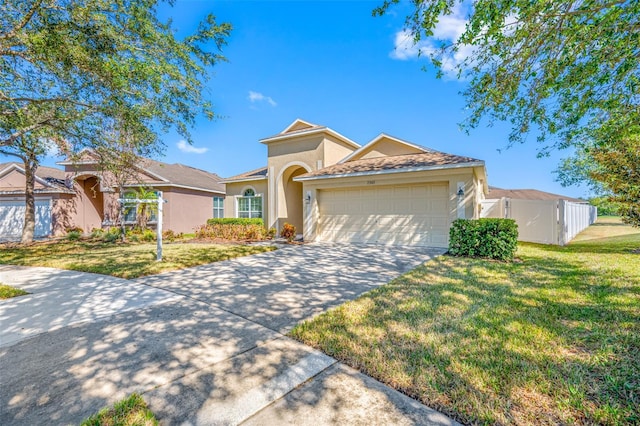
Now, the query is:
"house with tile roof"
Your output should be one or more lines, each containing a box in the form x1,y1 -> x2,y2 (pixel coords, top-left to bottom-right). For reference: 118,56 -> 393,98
223,119 -> 488,247
0,153 -> 225,239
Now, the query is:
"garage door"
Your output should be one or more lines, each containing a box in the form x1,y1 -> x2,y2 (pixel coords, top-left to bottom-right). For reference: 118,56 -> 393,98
0,199 -> 52,239
317,183 -> 450,247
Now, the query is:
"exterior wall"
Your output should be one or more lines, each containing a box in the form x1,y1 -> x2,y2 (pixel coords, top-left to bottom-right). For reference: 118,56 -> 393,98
52,194 -> 78,236
358,139 -> 422,160
322,134 -> 358,167
223,180 -> 268,221
301,167 -> 479,243
162,187 -> 224,234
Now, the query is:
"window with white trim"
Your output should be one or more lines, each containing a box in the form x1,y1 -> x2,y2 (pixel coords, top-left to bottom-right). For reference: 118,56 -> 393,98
237,188 -> 262,218
213,196 -> 224,218
122,191 -> 157,223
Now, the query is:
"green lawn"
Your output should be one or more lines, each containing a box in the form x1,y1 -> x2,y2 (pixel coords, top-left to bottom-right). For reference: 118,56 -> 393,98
0,240 -> 275,279
81,393 -> 157,426
0,283 -> 29,299
290,217 -> 640,425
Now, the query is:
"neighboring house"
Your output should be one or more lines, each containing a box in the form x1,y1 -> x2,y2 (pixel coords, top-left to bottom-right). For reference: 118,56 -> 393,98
0,163 -> 75,239
223,119 -> 488,247
486,186 -> 586,203
0,153 -> 225,239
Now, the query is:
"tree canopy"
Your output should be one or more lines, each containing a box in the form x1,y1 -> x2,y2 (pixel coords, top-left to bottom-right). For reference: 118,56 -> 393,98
375,0 -> 639,151
0,0 -> 231,242
1,0 -> 231,153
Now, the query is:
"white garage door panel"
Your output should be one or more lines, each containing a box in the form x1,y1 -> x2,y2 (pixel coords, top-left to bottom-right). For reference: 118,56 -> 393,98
318,183 -> 450,247
0,200 -> 52,238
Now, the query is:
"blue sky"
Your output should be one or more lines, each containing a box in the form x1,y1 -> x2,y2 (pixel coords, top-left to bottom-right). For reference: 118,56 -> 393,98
32,0 -> 589,197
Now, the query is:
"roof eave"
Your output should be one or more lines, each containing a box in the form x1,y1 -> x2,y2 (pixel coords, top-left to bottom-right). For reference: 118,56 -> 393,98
220,176 -> 268,184
119,183 -> 225,194
294,161 -> 486,182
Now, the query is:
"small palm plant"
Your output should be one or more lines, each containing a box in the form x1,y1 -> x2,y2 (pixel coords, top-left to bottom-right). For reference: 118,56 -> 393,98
123,187 -> 158,231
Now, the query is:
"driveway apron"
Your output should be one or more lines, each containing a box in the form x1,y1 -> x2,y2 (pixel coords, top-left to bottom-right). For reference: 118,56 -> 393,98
0,244 -> 455,426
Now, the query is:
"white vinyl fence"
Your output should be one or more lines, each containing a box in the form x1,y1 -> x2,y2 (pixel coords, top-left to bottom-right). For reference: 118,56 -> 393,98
480,198 -> 597,245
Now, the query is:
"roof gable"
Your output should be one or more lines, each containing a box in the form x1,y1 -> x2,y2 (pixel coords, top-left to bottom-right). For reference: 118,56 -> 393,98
281,118 -> 319,134
0,162 -> 70,193
339,134 -> 427,163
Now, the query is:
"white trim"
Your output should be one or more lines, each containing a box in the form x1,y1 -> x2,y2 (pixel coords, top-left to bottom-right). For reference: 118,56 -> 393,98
338,133 -> 428,164
294,161 -> 486,182
260,127 -> 360,149
281,118 -> 317,134
220,175 -> 268,184
268,166 -> 275,228
240,185 -> 258,196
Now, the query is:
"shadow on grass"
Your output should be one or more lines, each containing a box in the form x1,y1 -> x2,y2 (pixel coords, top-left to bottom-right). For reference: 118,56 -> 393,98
291,251 -> 640,425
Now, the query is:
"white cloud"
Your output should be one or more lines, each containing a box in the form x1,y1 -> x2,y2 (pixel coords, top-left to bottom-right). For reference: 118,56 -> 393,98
177,140 -> 208,154
389,2 -> 474,79
248,90 -> 277,107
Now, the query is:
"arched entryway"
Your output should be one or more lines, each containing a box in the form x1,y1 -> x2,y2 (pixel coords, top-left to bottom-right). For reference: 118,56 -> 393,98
277,164 -> 310,234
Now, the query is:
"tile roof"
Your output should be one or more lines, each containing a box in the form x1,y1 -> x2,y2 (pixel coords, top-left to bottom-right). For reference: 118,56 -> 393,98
223,166 -> 268,182
139,158 -> 225,193
487,187 -> 585,203
297,151 -> 483,179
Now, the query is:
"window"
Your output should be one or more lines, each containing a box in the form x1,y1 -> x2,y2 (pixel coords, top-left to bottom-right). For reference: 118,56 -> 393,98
213,197 -> 224,218
122,191 -> 158,223
237,188 -> 262,218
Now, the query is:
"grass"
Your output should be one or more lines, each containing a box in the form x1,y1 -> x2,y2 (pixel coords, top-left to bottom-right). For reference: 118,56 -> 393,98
0,239 -> 275,279
81,393 -> 157,426
0,283 -> 28,299
290,217 -> 640,425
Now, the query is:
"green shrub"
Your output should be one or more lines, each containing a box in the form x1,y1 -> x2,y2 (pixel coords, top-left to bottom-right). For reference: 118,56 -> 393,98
66,230 -> 82,241
207,218 -> 264,226
102,227 -> 120,243
65,226 -> 84,234
280,222 -> 296,242
90,228 -> 105,239
141,229 -> 156,241
449,218 -> 518,261
195,223 -> 269,241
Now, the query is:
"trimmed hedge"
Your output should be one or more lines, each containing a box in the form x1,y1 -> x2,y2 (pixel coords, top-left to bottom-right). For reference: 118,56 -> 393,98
448,218 -> 518,261
195,223 -> 270,241
207,218 -> 264,226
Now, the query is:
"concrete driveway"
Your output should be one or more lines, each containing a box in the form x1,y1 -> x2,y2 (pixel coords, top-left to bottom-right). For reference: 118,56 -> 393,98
136,243 -> 446,333
0,243 -> 455,426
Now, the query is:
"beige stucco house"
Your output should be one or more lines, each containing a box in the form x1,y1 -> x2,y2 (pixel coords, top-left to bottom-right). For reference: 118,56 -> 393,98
223,119 -> 488,247
0,154 -> 225,239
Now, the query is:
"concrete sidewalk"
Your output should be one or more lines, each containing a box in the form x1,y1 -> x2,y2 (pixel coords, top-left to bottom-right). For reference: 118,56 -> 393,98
0,265 -> 180,347
0,245 -> 457,425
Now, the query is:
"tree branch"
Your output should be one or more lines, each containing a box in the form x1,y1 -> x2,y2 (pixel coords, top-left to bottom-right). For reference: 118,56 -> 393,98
0,0 -> 45,41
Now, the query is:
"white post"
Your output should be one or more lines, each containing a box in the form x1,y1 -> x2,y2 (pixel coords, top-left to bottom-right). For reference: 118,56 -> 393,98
156,191 -> 163,262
